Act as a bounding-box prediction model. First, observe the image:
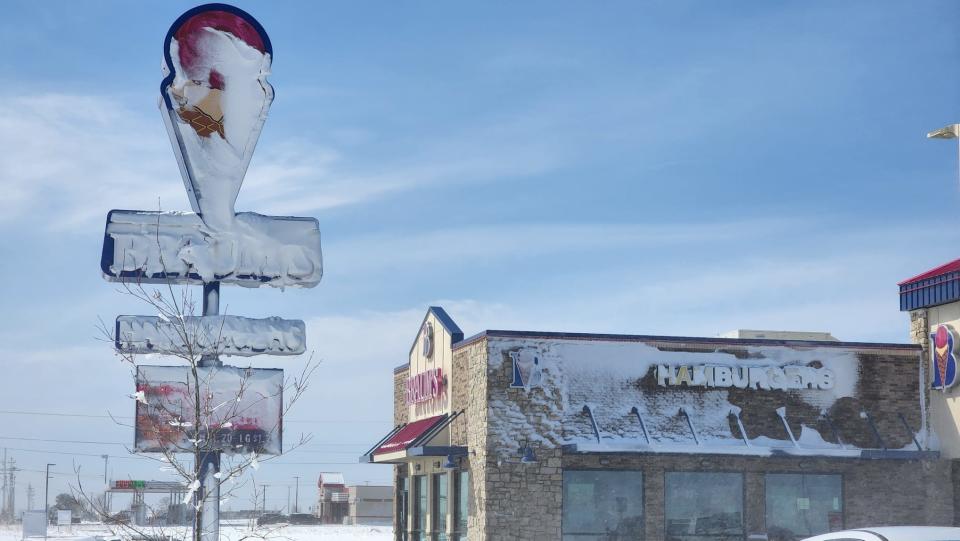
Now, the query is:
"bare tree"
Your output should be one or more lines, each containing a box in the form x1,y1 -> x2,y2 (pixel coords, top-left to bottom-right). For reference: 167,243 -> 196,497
76,275 -> 318,541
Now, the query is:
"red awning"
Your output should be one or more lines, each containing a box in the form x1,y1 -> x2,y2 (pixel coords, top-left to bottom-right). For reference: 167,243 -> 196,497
372,415 -> 445,456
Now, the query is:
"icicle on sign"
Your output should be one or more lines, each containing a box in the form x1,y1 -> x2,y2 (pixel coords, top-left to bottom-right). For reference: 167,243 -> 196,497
100,3 -> 323,289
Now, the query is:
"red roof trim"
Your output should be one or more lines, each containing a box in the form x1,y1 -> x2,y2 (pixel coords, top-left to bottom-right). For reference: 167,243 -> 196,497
372,415 -> 445,456
899,258 -> 960,286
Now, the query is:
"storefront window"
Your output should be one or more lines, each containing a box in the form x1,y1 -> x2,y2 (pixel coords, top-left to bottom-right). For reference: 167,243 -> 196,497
562,470 -> 644,540
433,473 -> 448,541
765,474 -> 842,540
452,471 -> 469,540
398,476 -> 409,541
665,472 -> 743,541
413,475 -> 428,541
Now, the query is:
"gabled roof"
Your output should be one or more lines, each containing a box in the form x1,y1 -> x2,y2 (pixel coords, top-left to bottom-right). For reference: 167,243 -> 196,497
898,258 -> 960,312
407,306 -> 464,356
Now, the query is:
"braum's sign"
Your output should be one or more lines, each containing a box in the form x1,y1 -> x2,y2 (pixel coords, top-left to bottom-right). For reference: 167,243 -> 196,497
404,368 -> 444,405
100,3 -> 322,363
655,364 -> 835,391
99,1 -> 322,291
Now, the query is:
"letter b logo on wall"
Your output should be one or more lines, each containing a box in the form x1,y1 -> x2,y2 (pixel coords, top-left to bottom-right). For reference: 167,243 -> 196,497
509,350 -> 543,389
931,324 -> 959,391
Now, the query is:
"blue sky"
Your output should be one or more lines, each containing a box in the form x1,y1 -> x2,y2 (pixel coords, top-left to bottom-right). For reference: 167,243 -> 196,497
0,0 -> 958,512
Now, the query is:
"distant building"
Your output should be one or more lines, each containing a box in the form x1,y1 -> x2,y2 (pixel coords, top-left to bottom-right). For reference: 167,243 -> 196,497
347,485 -> 392,526
315,472 -> 348,524
720,329 -> 839,341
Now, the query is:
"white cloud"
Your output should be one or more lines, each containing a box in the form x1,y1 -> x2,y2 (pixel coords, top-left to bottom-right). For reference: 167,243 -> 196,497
0,92 -> 570,232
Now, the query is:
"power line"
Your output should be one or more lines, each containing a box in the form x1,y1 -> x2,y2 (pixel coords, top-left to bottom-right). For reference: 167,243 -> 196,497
0,446 -> 145,460
0,436 -> 128,446
0,435 -> 371,448
0,409 -> 386,424
12,467 -> 101,479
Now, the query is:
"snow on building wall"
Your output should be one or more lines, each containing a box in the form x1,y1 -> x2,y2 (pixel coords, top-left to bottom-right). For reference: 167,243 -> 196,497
483,335 -> 926,457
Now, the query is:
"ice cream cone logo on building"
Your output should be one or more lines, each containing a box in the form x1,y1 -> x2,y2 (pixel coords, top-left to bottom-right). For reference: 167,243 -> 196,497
160,3 -> 273,230
931,324 -> 958,391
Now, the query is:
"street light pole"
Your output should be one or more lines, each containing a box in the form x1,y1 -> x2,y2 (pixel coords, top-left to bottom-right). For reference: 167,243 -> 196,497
101,455 -> 108,485
44,463 -> 54,540
293,476 -> 299,514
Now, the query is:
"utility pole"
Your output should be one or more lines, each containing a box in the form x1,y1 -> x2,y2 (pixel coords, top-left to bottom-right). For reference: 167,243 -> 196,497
259,484 -> 268,516
44,464 -> 54,540
293,476 -> 299,514
27,484 -> 35,512
286,486 -> 290,515
1,449 -> 6,522
7,459 -> 15,521
101,455 -> 109,486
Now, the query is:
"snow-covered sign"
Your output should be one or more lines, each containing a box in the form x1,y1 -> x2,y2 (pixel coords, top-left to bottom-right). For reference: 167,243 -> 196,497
99,3 -> 322,289
101,210 -> 322,288
134,365 -> 283,455
21,510 -> 46,538
56,510 -> 72,526
116,315 -> 306,357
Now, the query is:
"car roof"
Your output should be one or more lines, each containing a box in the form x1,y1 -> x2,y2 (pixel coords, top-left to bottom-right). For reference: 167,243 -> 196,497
804,526 -> 960,541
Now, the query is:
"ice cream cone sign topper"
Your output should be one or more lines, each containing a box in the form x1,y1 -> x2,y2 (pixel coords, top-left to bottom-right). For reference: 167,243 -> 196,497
101,2 -> 321,289
161,3 -> 273,230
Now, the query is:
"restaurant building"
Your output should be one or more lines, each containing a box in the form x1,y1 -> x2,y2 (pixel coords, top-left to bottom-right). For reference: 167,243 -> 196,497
900,258 -> 960,459
362,306 -> 957,541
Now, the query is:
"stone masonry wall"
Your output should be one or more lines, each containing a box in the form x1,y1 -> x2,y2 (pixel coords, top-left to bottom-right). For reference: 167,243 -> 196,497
394,367 -> 409,427
484,448 -> 563,541
909,309 -> 932,444
450,338 -> 488,541
392,367 -> 408,538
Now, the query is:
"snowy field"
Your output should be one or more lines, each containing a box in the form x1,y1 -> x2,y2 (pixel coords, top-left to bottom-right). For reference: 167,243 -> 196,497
0,523 -> 392,541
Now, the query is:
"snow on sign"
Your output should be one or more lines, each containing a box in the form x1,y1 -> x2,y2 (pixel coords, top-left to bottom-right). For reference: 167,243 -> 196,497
135,365 -> 283,454
99,2 -> 322,289
116,315 -> 306,357
102,210 -> 322,288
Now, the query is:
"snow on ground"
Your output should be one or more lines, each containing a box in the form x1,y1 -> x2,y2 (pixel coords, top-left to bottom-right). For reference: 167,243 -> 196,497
0,523 -> 392,541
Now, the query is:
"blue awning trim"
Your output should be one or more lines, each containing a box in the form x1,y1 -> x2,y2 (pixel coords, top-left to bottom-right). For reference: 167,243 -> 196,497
899,271 -> 960,311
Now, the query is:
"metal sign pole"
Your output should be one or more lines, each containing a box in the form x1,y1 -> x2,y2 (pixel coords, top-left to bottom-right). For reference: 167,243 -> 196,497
196,281 -> 221,541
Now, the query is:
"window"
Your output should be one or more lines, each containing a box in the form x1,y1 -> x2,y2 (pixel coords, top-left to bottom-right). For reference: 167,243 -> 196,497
433,473 -> 448,541
765,474 -> 842,539
453,471 -> 469,541
562,470 -> 644,540
413,475 -> 427,541
397,477 -> 409,541
665,472 -> 743,541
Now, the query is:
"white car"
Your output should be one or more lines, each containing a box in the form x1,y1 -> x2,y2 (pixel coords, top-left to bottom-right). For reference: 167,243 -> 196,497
802,526 -> 960,541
